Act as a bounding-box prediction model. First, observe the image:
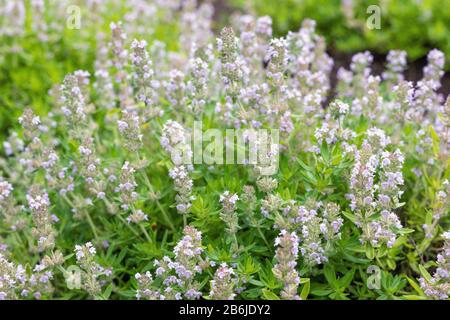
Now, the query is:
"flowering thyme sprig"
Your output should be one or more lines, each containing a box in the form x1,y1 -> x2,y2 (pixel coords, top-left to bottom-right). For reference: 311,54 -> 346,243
130,39 -> 156,108
219,190 -> 240,253
218,26 -> 249,99
74,242 -> 111,299
421,181 -> 450,241
272,230 -> 300,300
274,201 -> 343,266
0,253 -> 57,300
135,226 -> 209,300
0,178 -> 26,231
383,50 -> 407,88
60,73 -> 87,132
117,110 -> 143,152
109,21 -> 132,109
161,120 -> 195,215
26,185 -> 57,252
115,161 -> 138,211
346,130 -> 404,252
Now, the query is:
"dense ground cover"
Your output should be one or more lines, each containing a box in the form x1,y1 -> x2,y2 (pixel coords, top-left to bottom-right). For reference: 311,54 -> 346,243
0,1 -> 448,300
231,0 -> 450,63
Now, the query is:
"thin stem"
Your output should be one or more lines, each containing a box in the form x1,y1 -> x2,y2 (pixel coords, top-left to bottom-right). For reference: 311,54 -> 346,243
63,194 -> 99,241
85,210 -> 100,241
256,225 -> 270,248
139,224 -> 152,243
116,214 -> 141,238
231,233 -> 239,254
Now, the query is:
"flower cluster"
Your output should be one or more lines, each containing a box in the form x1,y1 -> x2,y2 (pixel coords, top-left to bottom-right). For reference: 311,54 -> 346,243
219,191 -> 240,235
93,37 -> 116,111
209,263 -> 236,300
18,108 -> 41,140
161,120 -> 195,214
74,242 -> 111,298
419,231 -> 450,300
218,26 -> 249,98
275,201 -> 343,266
346,132 -> 404,250
168,166 -> 195,215
186,47 -> 213,114
161,120 -> 192,165
26,185 -> 57,252
109,21 -> 131,108
115,161 -> 138,212
423,49 -> 445,90
422,181 -> 450,239
0,178 -> 25,231
382,50 -> 407,87
0,253 -> 54,300
60,73 -> 87,130
130,39 -> 156,107
117,110 -> 143,152
272,230 -> 300,300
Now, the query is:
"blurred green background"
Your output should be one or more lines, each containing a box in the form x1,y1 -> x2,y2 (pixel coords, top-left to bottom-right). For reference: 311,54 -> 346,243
231,0 -> 450,61
1,0 -> 449,135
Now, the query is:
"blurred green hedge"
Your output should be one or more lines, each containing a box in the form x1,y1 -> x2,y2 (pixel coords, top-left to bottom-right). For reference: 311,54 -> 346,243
231,0 -> 450,63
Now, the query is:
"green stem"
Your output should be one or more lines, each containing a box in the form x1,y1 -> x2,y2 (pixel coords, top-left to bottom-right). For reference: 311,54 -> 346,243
139,224 -> 152,243
116,214 -> 141,238
63,194 -> 99,241
256,225 -> 270,248
231,233 -> 239,253
85,210 -> 99,241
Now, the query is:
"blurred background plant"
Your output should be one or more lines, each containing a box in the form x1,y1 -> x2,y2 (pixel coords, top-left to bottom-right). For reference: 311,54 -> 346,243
230,0 -> 450,63
1,0 -> 450,135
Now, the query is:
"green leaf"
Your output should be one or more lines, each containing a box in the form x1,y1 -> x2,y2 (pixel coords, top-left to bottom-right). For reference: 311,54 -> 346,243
300,278 -> 310,300
320,141 -> 330,162
262,289 -> 280,300
342,211 -> 357,223
398,228 -> 415,235
102,284 -> 113,300
323,265 -> 337,287
418,265 -> 433,282
365,244 -> 375,260
343,252 -> 371,264
428,125 -> 440,156
299,278 -> 310,284
249,279 -> 264,287
403,295 -> 427,300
